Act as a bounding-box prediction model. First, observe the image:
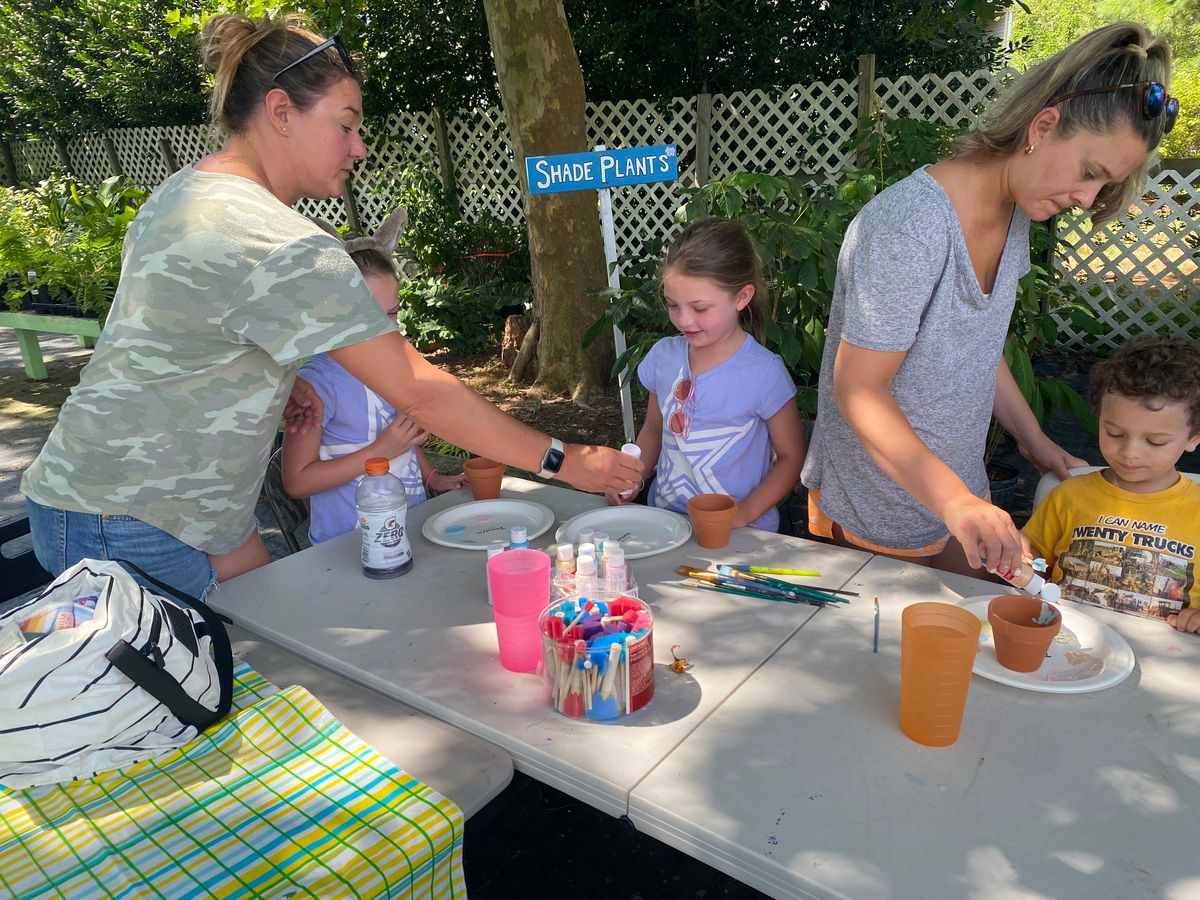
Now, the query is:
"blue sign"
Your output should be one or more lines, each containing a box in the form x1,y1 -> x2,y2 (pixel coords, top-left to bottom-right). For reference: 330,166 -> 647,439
525,144 -> 678,195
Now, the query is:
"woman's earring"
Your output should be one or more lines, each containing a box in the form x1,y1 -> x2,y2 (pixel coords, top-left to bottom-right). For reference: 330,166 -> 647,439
1024,144 -> 1035,155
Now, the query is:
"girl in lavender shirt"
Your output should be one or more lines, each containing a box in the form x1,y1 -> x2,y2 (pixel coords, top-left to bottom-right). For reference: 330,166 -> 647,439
283,220 -> 466,543
608,218 -> 806,531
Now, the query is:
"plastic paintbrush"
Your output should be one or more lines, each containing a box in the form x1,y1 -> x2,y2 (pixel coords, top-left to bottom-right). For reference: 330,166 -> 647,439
682,578 -> 825,608
715,564 -> 856,600
730,565 -> 821,577
677,569 -> 830,607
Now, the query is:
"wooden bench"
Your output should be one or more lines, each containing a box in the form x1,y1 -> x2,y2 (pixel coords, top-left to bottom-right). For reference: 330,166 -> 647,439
0,311 -> 101,380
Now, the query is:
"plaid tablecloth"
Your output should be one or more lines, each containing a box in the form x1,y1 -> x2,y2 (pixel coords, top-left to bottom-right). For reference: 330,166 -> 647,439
0,662 -> 466,898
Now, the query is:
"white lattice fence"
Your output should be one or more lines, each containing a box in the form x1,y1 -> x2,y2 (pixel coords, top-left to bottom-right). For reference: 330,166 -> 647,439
875,66 -> 1011,129
13,141 -> 59,182
1053,168 -> 1200,350
8,62 -> 1194,349
708,79 -> 858,183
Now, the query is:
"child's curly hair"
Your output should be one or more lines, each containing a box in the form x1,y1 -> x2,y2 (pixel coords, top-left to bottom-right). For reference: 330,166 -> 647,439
1090,335 -> 1200,433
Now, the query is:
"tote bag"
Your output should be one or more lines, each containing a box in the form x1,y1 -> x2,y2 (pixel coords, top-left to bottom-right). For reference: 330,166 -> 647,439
0,558 -> 232,788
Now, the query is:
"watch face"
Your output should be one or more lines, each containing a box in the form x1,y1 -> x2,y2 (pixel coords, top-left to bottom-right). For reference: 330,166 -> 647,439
544,447 -> 566,473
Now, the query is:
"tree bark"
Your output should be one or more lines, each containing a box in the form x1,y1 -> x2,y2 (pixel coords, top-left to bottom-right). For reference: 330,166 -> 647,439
482,0 -> 611,404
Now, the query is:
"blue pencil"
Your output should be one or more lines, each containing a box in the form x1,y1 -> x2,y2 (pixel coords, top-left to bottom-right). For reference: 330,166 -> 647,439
873,596 -> 880,653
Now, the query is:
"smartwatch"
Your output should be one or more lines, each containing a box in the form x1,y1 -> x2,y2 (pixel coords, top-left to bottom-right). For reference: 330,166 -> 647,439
537,438 -> 566,478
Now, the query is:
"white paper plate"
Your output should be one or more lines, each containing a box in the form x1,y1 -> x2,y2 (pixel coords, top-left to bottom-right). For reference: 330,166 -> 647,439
554,506 -> 692,560
422,499 -> 555,550
964,597 -> 1135,694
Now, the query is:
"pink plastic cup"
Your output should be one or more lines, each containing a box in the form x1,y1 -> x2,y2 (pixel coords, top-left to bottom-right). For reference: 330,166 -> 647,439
488,549 -> 551,672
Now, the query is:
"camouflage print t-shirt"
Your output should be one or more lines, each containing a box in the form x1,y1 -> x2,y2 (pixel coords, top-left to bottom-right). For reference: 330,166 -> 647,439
22,165 -> 394,554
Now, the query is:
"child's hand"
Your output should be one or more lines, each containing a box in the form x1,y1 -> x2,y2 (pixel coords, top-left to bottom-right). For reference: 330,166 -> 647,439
428,471 -> 468,493
1167,608 -> 1200,634
373,415 -> 428,458
732,503 -> 752,528
283,377 -> 324,434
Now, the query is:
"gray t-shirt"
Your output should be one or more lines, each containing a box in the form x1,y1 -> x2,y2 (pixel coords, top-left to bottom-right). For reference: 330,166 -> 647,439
801,167 -> 1031,549
23,166 -> 394,554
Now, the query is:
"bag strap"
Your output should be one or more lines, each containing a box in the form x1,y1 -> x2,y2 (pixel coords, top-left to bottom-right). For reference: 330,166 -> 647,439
106,640 -> 224,730
111,558 -> 234,724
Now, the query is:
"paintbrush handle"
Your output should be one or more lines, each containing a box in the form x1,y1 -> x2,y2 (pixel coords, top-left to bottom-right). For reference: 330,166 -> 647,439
687,579 -> 822,607
742,566 -> 821,577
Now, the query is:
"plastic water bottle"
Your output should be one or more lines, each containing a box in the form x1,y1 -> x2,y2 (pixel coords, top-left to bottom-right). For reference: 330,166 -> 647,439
355,457 -> 413,579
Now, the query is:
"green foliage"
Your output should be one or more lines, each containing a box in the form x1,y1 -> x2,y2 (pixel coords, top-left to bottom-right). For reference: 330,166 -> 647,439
1010,0 -> 1199,158
0,176 -> 146,319
395,274 -> 518,354
567,0 -> 1011,101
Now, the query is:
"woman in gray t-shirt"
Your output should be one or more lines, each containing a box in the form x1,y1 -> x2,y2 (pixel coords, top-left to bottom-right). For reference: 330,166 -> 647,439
802,21 -> 1176,578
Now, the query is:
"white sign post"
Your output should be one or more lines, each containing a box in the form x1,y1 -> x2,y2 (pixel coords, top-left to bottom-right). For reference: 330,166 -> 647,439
525,144 -> 679,444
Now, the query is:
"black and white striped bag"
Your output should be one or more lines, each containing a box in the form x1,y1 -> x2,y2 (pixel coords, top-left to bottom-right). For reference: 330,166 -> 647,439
0,558 -> 232,789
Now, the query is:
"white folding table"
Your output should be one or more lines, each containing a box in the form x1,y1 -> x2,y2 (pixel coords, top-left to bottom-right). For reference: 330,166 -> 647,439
211,478 -> 870,817
628,555 -> 1200,899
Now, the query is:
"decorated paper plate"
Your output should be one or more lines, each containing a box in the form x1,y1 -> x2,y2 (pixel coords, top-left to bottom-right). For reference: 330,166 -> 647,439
421,499 -> 555,550
964,597 -> 1135,694
554,506 -> 692,560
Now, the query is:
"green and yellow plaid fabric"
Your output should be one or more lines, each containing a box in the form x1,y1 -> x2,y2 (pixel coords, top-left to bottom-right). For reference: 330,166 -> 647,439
0,662 -> 466,898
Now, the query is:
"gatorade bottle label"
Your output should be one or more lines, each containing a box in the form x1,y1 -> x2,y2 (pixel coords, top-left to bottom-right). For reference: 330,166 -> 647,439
359,510 -> 413,571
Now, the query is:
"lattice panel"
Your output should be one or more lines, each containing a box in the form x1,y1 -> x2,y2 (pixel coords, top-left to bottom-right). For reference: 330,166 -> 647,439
875,67 -> 1010,130
1053,168 -> 1200,351
66,133 -> 112,183
15,141 -> 60,182
708,79 -> 858,183
353,110 -> 439,232
448,106 -> 523,225
588,94 -> 698,258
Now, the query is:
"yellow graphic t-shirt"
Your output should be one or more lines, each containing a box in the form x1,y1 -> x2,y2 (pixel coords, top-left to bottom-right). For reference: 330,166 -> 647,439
1023,471 -> 1199,621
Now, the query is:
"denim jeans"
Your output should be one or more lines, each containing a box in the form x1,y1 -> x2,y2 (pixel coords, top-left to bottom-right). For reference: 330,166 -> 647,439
26,497 -> 217,600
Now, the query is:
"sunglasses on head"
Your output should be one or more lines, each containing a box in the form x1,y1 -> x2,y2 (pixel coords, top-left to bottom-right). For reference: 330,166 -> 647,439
1049,80 -> 1178,134
272,33 -> 357,83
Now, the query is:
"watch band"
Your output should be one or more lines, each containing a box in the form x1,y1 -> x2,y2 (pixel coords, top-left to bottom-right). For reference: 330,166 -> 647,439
537,438 -> 566,478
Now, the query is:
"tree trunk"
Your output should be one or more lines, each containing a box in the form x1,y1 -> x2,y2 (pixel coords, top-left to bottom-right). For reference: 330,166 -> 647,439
482,0 -> 611,404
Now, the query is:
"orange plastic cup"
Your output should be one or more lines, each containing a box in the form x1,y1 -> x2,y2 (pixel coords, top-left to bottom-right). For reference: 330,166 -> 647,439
899,602 -> 981,747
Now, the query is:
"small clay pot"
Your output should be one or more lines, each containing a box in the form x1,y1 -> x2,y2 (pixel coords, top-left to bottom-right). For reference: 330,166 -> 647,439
687,493 -> 737,549
464,457 -> 504,500
987,594 -> 1062,673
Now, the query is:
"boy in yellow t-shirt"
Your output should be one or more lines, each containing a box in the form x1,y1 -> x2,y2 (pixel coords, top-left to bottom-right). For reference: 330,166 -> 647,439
1023,335 -> 1200,633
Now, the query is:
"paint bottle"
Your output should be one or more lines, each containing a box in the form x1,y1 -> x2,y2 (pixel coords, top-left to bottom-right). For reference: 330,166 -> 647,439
997,565 -> 1062,602
576,542 -> 596,562
510,526 -> 530,550
593,532 -> 610,578
553,543 -> 577,599
578,527 -> 595,547
618,443 -> 642,499
575,554 -> 598,599
485,541 -> 508,606
603,543 -> 627,596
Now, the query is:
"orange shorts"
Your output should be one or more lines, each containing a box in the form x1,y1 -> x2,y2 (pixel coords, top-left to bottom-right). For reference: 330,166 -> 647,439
806,489 -> 949,558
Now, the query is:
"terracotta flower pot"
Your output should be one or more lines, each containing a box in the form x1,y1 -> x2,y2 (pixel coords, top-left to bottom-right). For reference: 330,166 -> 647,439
987,594 -> 1062,673
464,457 -> 504,500
687,493 -> 737,549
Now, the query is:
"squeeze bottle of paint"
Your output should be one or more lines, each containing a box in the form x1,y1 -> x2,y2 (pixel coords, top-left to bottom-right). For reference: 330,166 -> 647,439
355,457 -> 413,579
553,543 -> 577,598
578,526 -> 595,549
510,526 -> 530,549
996,565 -> 1062,602
593,532 -> 610,578
603,543 -> 627,595
485,541 -> 507,606
618,443 -> 642,499
575,554 -> 598,599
